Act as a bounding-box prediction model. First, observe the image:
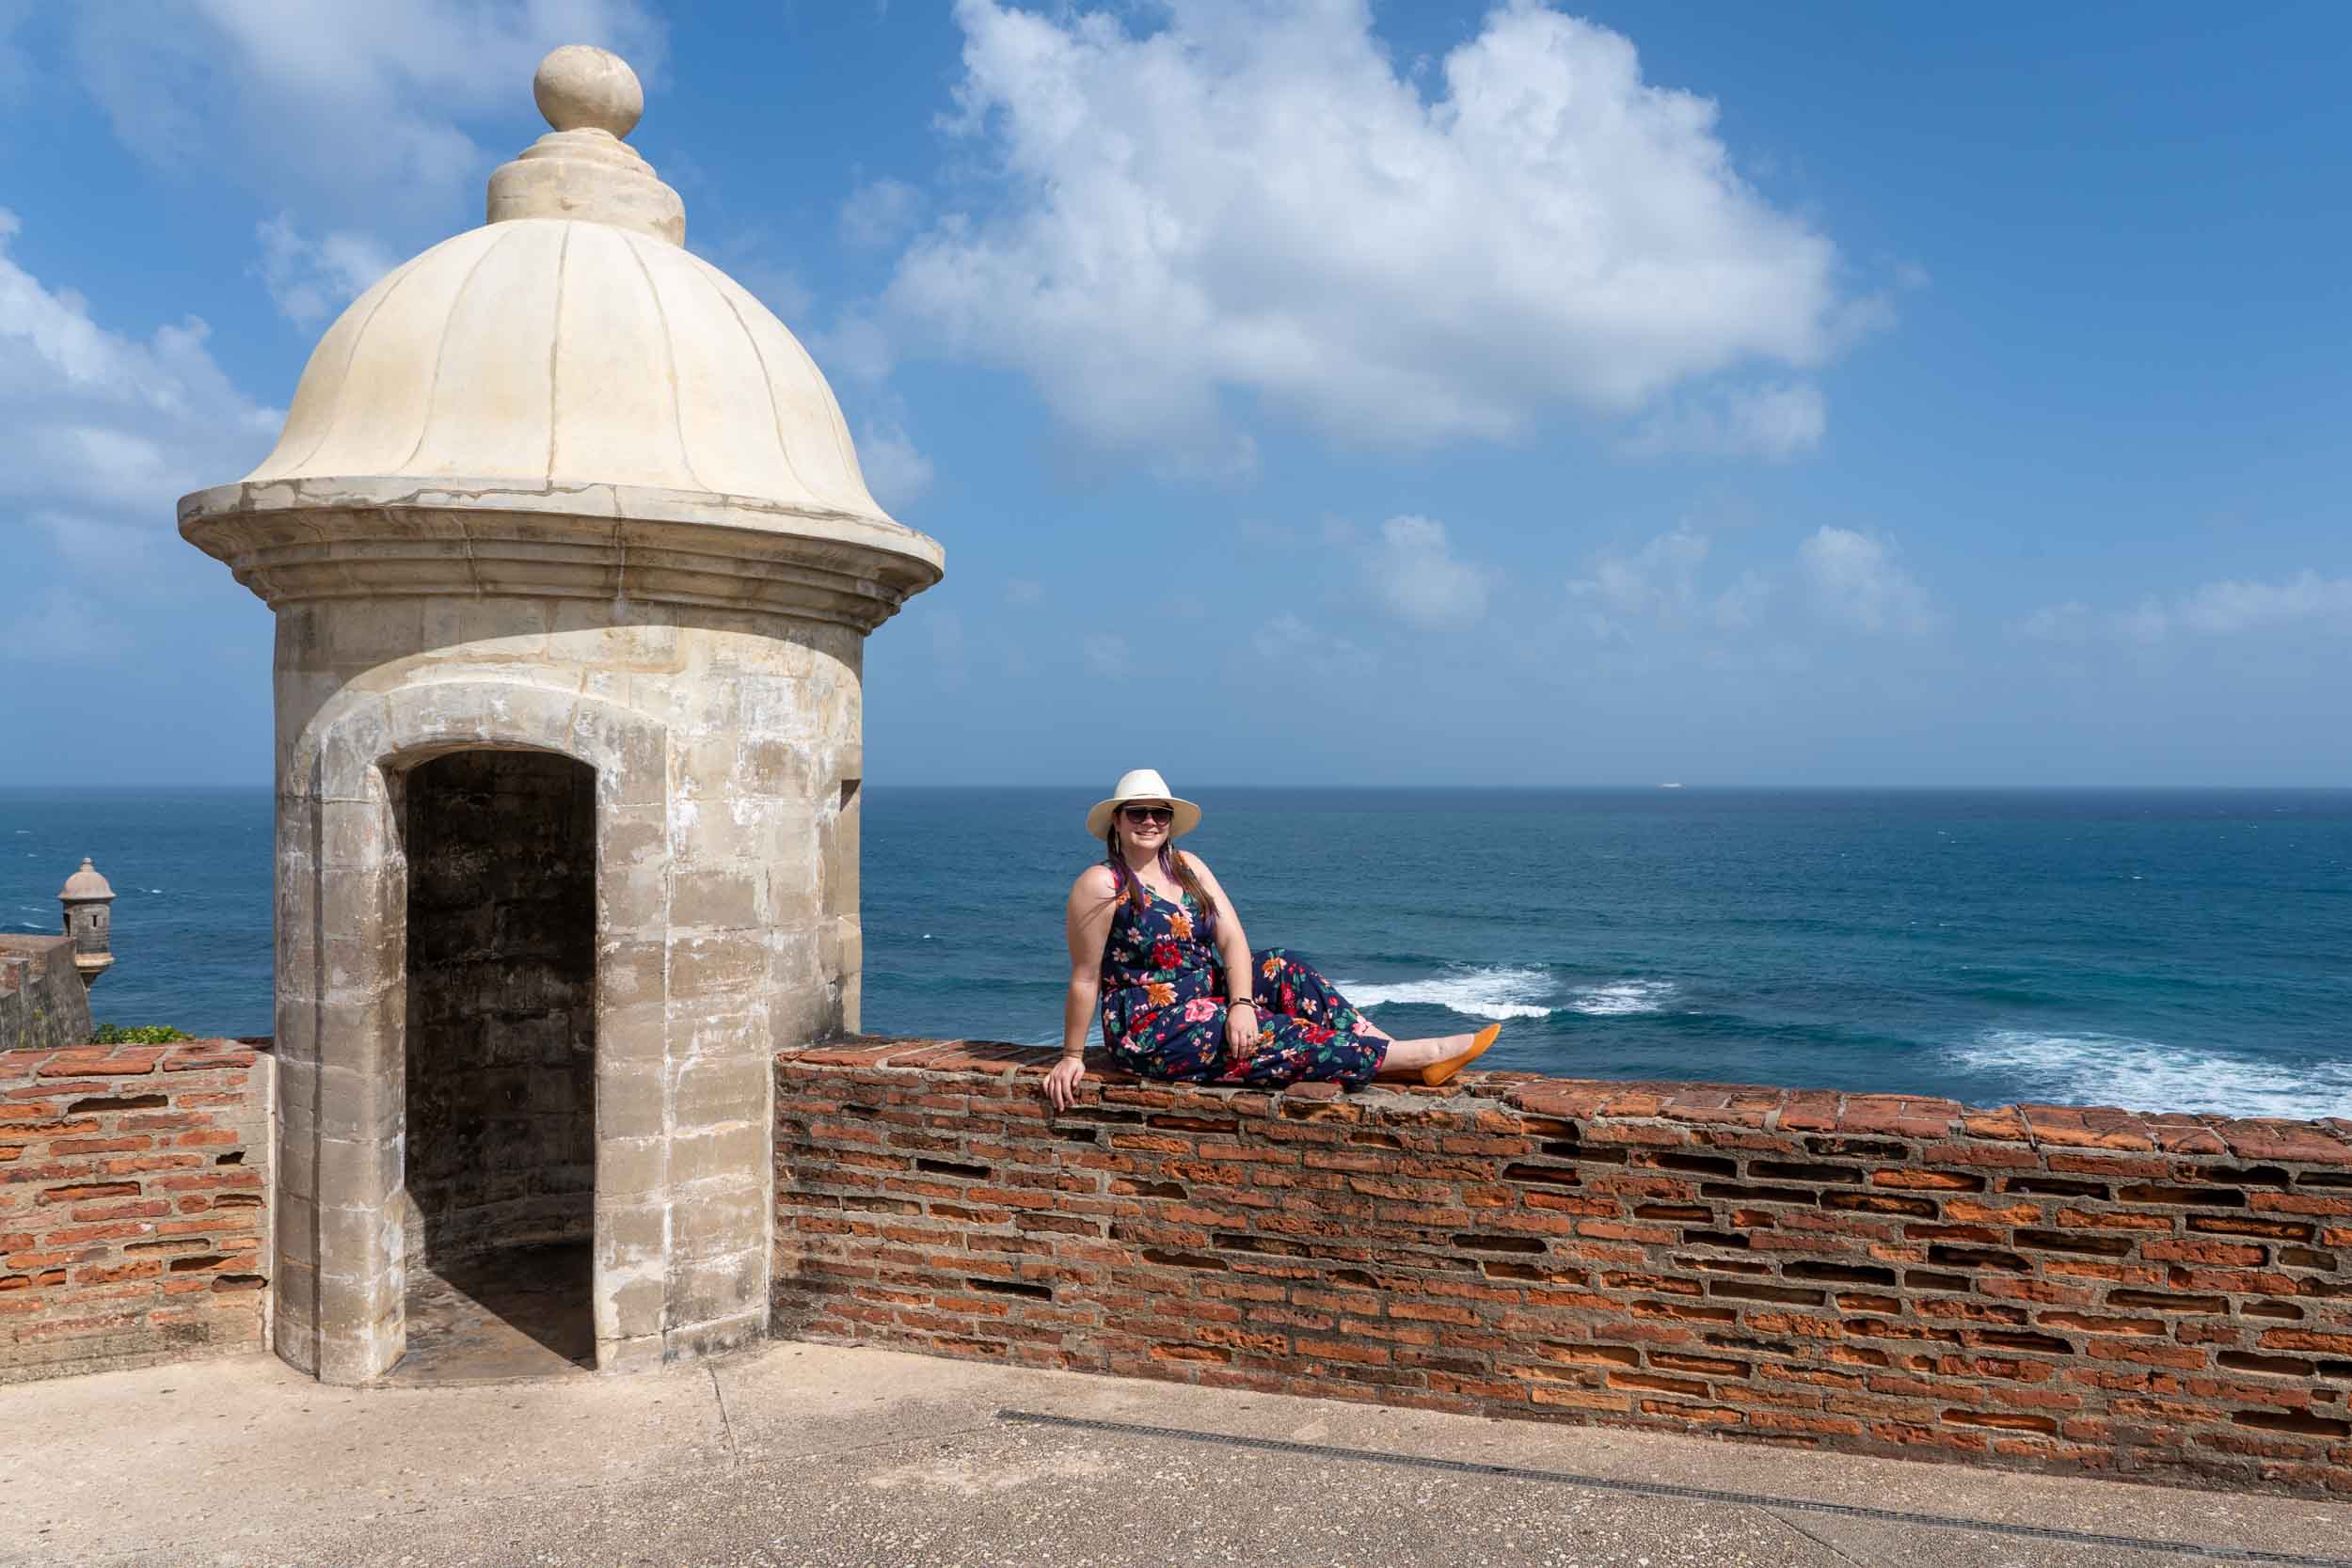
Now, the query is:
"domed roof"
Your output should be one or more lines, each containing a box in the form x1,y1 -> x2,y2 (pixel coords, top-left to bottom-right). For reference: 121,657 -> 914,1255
236,47 -> 893,529
59,858 -> 114,902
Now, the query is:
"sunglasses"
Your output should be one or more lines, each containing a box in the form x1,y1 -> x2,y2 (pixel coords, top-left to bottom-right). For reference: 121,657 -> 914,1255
1120,804 -> 1175,825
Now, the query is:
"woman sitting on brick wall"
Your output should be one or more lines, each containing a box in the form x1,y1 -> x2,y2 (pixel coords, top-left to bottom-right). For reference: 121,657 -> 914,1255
1044,769 -> 1497,1110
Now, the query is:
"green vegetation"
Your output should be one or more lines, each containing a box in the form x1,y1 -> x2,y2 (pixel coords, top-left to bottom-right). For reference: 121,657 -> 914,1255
90,1023 -> 195,1044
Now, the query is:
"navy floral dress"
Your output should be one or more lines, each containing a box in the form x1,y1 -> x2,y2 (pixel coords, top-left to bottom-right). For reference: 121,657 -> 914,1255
1097,871 -> 1386,1087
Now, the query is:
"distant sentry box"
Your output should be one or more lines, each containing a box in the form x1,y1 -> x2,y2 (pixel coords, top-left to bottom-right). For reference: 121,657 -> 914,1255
0,856 -> 115,1051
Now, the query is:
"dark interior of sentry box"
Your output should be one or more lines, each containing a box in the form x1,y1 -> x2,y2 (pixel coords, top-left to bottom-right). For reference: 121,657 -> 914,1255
396,749 -> 596,1380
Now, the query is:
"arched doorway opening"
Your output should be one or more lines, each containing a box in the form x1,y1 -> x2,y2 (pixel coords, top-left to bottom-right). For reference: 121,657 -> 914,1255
393,748 -> 597,1380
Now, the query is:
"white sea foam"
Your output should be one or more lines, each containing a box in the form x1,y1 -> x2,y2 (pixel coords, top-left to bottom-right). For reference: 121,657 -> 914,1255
1566,980 -> 1679,1017
1340,966 -> 1556,1021
1956,1029 -> 2352,1121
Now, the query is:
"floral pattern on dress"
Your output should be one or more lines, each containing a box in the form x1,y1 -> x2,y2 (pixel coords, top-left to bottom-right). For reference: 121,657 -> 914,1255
1096,870 -> 1384,1087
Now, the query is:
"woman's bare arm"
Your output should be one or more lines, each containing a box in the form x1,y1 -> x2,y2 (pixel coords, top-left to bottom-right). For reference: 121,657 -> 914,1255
1048,865 -> 1120,1108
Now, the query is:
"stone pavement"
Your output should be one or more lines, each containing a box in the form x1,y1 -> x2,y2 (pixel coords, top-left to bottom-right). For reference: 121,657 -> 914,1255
4,1341 -> 2346,1568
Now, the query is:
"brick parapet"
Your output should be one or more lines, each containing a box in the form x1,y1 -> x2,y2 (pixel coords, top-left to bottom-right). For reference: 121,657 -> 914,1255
0,1039 -> 273,1383
772,1037 -> 2352,1497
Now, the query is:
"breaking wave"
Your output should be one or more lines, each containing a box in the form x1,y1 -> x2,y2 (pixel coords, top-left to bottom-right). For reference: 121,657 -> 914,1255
1565,980 -> 1679,1016
1340,966 -> 1557,1021
1953,1029 -> 2352,1120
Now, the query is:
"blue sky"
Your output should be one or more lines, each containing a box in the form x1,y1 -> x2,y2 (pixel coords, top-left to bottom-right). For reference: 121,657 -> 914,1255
2,1 -> 2347,787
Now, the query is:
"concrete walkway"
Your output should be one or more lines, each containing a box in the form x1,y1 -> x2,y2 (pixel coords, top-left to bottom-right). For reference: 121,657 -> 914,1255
4,1342 -> 2346,1568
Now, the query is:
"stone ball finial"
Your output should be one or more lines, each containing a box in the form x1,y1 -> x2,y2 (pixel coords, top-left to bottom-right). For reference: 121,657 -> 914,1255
491,44 -> 677,240
533,45 -> 644,139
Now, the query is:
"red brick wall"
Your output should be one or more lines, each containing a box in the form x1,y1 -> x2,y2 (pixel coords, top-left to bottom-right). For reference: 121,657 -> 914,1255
1,1040 -> 272,1382
773,1039 -> 2352,1497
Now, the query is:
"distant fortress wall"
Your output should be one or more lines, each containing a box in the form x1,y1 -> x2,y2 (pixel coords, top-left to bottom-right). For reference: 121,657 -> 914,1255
771,1041 -> 2352,1498
0,936 -> 93,1053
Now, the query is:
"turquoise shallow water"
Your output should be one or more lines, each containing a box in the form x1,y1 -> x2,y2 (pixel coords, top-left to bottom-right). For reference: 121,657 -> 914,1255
6,786 -> 2348,1119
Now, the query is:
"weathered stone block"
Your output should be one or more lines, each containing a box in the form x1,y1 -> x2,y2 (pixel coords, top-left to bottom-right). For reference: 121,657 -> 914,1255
663,1247 -> 766,1334
595,1200 -> 667,1265
664,1306 -> 765,1362
600,1332 -> 666,1373
597,938 -> 667,1008
313,1062 -> 400,1142
668,1119 -> 768,1187
596,1002 -> 667,1069
316,990 -> 402,1076
601,1273 -> 667,1347
316,1200 -> 397,1275
318,1133 -> 402,1206
672,1044 -> 770,1130
672,1180 -> 767,1260
598,1134 -> 667,1202
275,1193 -> 319,1269
668,933 -> 766,1002
597,1063 -> 667,1140
670,867 -> 760,931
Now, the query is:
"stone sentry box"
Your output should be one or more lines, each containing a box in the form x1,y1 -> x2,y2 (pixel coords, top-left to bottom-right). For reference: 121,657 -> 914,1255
179,46 -> 942,1382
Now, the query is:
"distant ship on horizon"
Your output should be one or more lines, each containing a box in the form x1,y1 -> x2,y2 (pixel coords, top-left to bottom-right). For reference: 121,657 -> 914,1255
1659,782 -> 1684,790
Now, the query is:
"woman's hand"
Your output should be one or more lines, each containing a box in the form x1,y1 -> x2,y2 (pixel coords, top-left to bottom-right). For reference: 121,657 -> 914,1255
1044,1053 -> 1087,1111
1224,1001 -> 1262,1058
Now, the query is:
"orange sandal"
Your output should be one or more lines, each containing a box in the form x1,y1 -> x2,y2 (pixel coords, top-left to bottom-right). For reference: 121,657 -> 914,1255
1378,1022 -> 1501,1086
1422,1022 -> 1501,1086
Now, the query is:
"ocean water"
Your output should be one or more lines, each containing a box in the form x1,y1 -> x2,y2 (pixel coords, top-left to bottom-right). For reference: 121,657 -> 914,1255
1,788 -> 273,1040
6,787 -> 2349,1120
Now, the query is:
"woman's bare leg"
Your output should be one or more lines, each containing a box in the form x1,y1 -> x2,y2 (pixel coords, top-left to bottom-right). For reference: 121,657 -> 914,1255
1374,1034 -> 1474,1072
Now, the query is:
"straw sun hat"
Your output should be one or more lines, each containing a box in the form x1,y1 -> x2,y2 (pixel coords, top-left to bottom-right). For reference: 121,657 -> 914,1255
1085,768 -> 1202,841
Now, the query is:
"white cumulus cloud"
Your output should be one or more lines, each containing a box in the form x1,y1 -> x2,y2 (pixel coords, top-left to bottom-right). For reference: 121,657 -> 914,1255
1363,515 -> 1495,629
840,178 -> 925,251
2015,570 -> 2352,646
1622,381 -> 1828,462
2010,598 -> 2168,646
1798,526 -> 1936,638
856,420 -> 935,513
2178,571 -> 2352,636
1567,527 -> 1771,639
1249,612 -> 1374,676
254,215 -> 400,327
71,1 -> 665,229
1082,632 -> 1130,679
71,0 -> 664,328
877,0 -> 1873,469
1568,522 -> 1938,653
0,209 -> 279,530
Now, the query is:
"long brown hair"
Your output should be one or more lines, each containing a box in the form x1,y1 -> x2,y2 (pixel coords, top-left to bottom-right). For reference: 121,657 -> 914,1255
1103,821 -> 1216,934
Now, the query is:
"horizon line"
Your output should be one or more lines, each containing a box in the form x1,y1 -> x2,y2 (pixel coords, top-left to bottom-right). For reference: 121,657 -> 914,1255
4,782 -> 2350,794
